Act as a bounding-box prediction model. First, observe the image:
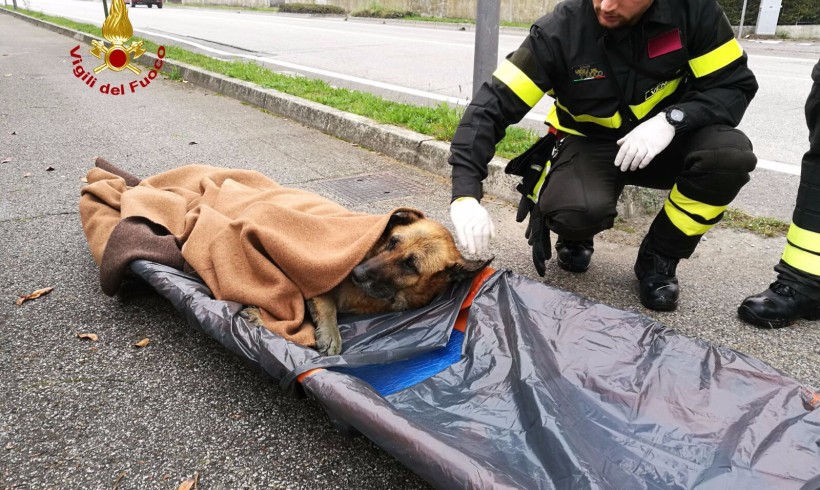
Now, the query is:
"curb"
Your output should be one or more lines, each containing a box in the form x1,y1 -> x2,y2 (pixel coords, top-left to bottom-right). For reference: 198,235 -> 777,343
2,7 -> 651,215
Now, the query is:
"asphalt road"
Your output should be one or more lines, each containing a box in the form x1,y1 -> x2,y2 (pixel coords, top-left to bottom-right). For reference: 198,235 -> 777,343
20,0 -> 820,170
1,9 -> 819,490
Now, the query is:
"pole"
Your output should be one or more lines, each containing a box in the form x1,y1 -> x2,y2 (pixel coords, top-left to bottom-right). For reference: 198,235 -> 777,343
12,0 -> 17,10
103,0 -> 109,17
472,0 -> 500,98
737,0 -> 748,38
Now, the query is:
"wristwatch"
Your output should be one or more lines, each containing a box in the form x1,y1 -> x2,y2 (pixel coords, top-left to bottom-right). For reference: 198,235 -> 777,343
664,106 -> 687,133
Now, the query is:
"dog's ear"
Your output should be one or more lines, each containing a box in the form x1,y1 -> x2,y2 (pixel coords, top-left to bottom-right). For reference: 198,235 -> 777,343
386,210 -> 424,230
446,257 -> 494,283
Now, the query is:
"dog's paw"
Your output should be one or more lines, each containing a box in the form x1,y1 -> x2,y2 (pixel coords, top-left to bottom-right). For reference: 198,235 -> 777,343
239,306 -> 265,328
315,324 -> 342,356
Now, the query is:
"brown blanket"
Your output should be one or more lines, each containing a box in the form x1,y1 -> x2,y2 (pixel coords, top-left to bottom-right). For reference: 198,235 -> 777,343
79,158 -> 418,347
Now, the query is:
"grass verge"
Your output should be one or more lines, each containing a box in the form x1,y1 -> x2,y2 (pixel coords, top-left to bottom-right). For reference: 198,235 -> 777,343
719,209 -> 790,237
1,6 -> 538,159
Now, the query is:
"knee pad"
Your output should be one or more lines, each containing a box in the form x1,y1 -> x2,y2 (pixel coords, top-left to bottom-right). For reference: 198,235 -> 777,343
684,145 -> 757,203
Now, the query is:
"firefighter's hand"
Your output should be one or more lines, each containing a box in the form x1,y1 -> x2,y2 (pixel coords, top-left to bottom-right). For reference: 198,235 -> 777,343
614,113 -> 675,172
450,197 -> 496,254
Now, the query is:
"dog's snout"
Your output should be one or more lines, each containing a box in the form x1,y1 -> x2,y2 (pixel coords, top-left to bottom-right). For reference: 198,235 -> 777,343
352,263 -> 371,283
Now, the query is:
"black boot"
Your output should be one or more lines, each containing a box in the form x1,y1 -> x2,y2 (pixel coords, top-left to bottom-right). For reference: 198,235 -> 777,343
634,237 -> 680,311
555,237 -> 594,273
738,281 -> 820,329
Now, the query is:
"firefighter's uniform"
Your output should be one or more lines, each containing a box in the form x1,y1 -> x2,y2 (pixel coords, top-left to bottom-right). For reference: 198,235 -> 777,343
781,60 -> 820,298
739,59 -> 820,327
449,0 -> 759,260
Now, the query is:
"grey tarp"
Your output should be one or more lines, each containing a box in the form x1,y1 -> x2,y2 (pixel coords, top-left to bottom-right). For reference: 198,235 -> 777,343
129,260 -> 820,490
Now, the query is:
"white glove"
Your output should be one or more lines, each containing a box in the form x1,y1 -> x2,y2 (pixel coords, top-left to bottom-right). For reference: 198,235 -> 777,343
614,112 -> 676,172
450,197 -> 496,254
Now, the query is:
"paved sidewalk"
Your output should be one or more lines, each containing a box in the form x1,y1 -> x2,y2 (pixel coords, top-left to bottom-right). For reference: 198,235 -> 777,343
0,11 -> 817,490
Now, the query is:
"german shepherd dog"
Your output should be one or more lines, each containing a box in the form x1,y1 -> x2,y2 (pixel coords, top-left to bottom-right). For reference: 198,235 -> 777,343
244,210 -> 492,356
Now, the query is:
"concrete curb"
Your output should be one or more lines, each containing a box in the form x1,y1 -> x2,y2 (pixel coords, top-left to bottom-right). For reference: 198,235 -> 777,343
3,7 -> 651,214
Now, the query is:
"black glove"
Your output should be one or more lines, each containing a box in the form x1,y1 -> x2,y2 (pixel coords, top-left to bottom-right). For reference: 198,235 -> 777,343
507,131 -> 561,277
524,205 -> 551,277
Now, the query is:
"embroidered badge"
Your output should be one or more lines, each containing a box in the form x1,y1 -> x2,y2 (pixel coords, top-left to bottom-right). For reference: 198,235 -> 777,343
647,29 -> 683,59
572,63 -> 607,82
644,80 -> 670,101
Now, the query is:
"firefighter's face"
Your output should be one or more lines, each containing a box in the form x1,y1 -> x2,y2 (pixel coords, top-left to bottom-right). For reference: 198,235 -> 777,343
593,0 -> 653,28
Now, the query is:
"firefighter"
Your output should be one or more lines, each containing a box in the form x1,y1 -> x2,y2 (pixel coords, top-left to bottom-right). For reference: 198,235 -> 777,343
449,0 -> 758,311
738,59 -> 820,328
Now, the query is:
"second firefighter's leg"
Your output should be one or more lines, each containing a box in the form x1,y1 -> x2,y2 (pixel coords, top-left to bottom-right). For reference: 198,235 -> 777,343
740,59 -> 820,328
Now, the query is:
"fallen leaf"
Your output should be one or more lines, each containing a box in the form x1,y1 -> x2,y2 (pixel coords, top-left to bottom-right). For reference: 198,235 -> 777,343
177,472 -> 199,490
1,158 -> 11,164
23,173 -> 30,178
45,166 -> 54,171
15,287 -> 54,305
134,338 -> 150,348
80,176 -> 88,183
112,471 -> 126,490
5,443 -> 14,450
3,74 -> 11,77
188,141 -> 198,145
77,332 -> 98,342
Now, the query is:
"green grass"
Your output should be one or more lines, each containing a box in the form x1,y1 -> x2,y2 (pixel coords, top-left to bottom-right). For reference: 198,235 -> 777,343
351,3 -> 416,19
2,6 -> 539,158
166,67 -> 182,81
719,209 -> 790,237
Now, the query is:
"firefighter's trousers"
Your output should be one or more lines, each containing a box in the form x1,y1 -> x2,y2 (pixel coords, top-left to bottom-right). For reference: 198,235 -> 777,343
776,59 -> 820,301
538,124 -> 757,258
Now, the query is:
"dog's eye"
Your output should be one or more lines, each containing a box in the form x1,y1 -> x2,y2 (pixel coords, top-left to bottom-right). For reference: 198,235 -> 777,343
401,256 -> 418,273
386,236 -> 400,251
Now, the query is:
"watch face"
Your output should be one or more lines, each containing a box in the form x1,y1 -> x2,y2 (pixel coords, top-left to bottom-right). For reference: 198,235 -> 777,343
669,108 -> 685,123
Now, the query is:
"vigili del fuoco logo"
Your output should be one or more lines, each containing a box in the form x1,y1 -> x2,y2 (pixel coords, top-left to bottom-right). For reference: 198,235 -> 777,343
69,0 -> 166,95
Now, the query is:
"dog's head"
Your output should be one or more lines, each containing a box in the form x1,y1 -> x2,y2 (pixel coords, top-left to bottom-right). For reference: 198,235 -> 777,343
351,210 -> 493,310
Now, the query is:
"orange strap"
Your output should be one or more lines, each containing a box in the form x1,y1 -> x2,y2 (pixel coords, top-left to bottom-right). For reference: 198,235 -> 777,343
453,266 -> 495,333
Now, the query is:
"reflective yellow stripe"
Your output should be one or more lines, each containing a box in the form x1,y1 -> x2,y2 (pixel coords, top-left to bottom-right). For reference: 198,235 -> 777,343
493,60 -> 544,107
554,99 -> 622,129
528,160 -> 552,203
663,200 -> 712,236
545,106 -> 585,136
786,223 -> 820,254
629,77 -> 683,120
688,39 -> 743,78
669,185 -> 727,220
782,242 -> 820,276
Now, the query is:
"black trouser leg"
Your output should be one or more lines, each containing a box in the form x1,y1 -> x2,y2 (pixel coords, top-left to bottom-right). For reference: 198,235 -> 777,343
775,59 -> 820,300
628,124 -> 757,258
538,125 -> 756,259
538,136 -> 623,240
